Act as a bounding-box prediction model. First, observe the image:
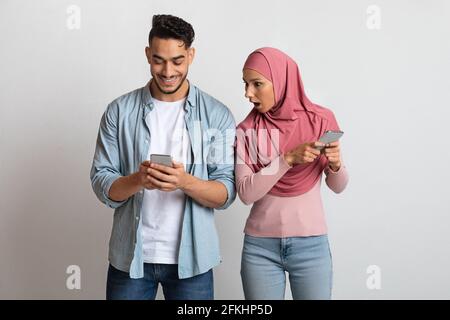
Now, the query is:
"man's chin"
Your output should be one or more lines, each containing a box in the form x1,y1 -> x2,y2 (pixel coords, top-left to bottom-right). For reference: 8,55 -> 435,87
154,80 -> 184,95
159,88 -> 179,95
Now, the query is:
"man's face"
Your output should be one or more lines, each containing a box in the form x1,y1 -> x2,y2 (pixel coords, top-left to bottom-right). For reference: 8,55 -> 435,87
145,37 -> 195,95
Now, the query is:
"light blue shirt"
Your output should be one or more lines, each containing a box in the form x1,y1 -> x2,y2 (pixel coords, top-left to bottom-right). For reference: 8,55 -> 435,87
90,82 -> 236,279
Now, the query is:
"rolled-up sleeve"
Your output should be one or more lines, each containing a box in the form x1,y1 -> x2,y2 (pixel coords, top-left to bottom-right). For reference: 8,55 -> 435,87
90,102 -> 127,209
207,108 -> 236,210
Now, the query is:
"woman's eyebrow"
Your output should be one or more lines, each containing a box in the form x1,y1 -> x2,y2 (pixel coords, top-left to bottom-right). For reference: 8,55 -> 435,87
243,78 -> 262,82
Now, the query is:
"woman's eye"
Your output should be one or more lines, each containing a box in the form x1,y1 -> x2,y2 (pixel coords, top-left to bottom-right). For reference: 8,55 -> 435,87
255,82 -> 262,87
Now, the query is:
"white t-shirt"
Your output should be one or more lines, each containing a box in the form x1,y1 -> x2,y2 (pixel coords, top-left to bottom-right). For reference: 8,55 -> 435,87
141,97 -> 190,264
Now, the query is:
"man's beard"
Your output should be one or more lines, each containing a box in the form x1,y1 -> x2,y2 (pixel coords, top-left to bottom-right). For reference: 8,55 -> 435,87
153,73 -> 188,95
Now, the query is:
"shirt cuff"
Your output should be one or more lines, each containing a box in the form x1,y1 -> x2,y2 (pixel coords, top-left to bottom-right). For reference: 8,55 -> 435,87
103,174 -> 128,209
279,154 -> 293,169
214,177 -> 236,210
327,164 -> 345,175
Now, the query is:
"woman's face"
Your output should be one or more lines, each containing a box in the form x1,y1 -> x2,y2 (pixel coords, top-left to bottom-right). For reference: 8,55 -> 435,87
243,68 -> 275,113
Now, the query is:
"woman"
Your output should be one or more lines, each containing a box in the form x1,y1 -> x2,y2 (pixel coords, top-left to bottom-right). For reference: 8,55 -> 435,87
235,47 -> 349,300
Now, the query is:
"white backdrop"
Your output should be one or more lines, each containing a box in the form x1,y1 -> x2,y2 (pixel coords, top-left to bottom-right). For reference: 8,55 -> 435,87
1,0 -> 450,299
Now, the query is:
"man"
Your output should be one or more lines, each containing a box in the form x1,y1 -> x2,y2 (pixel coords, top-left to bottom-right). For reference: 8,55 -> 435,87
90,14 -> 236,300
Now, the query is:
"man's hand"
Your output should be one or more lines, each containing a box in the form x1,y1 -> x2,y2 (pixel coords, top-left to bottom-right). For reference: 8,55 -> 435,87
108,160 -> 158,202
146,161 -> 190,192
145,160 -> 227,208
137,161 -> 157,190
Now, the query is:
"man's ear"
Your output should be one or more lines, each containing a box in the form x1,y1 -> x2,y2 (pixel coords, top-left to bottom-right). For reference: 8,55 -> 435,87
188,47 -> 195,65
145,46 -> 152,64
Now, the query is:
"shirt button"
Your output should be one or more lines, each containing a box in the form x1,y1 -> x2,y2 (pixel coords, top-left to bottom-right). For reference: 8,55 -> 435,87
135,217 -> 139,220
145,139 -> 149,144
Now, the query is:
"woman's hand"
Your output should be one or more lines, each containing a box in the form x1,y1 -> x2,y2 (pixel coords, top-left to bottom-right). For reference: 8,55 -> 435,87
283,140 -> 342,171
323,141 -> 341,172
283,142 -> 323,166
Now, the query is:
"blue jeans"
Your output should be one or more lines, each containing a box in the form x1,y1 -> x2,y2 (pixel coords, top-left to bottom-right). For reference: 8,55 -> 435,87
106,263 -> 214,300
241,234 -> 333,300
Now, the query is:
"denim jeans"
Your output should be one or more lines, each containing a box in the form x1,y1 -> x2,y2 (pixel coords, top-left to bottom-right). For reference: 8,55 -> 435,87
106,263 -> 214,300
241,234 -> 332,300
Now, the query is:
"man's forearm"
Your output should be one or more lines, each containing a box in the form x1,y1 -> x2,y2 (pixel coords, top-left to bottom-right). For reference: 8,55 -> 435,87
181,175 -> 228,208
109,173 -> 143,202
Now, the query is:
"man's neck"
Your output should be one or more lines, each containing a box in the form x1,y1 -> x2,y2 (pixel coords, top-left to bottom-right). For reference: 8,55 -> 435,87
149,79 -> 189,102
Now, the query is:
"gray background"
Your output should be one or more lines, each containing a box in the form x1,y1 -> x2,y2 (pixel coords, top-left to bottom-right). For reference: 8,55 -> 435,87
1,0 -> 449,299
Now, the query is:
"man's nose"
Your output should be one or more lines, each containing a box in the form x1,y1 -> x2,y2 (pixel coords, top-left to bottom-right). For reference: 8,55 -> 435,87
161,63 -> 173,76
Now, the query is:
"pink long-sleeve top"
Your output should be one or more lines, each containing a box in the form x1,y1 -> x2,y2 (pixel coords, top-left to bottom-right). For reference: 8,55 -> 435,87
236,154 -> 349,237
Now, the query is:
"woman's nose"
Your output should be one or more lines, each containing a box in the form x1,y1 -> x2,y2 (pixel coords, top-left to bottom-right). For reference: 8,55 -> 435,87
245,88 -> 253,99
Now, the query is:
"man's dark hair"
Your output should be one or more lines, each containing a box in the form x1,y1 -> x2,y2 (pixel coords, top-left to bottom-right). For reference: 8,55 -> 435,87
148,14 -> 195,48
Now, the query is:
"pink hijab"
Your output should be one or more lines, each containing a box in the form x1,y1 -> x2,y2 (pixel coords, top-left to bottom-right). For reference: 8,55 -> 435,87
236,47 -> 340,197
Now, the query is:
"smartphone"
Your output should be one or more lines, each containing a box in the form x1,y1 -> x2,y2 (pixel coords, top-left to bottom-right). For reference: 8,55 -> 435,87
150,154 -> 173,167
316,130 -> 344,150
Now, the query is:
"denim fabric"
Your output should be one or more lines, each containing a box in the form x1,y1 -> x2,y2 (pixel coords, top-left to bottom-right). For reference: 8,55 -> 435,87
106,263 -> 213,300
241,234 -> 332,300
